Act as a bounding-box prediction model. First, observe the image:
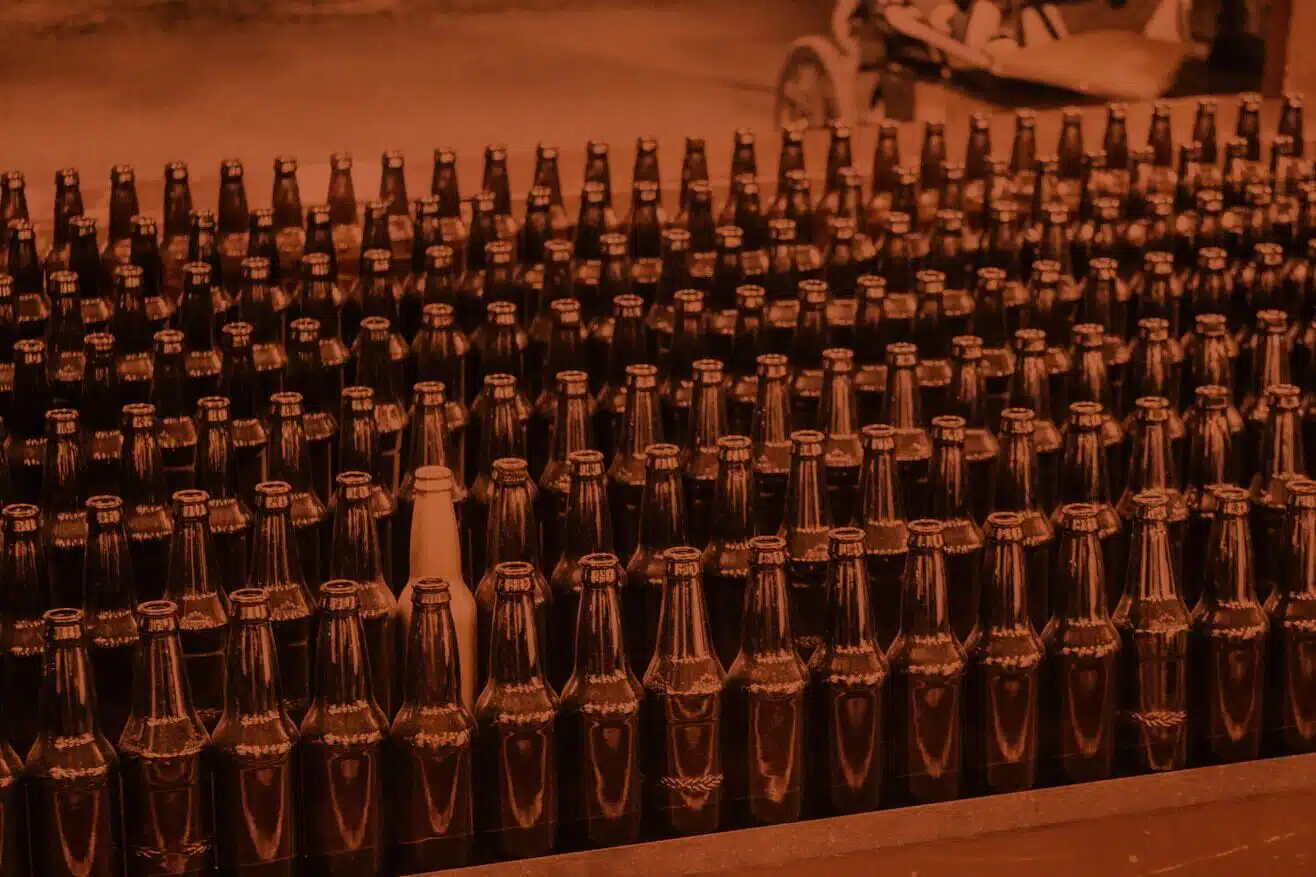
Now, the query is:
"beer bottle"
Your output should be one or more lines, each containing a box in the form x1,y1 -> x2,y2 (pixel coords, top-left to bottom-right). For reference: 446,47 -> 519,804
912,272 -> 953,415
722,535 -> 807,827
27,608 -> 123,877
187,210 -> 231,324
467,374 -> 530,578
101,164 -> 139,281
992,409 -> 1056,632
531,304 -> 589,474
164,489 -> 230,731
389,577 -> 476,871
750,353 -> 793,535
411,246 -> 458,354
763,219 -> 800,310
680,359 -> 727,550
806,350 -> 857,523
247,211 -> 285,295
927,416 -> 985,642
967,512 -> 1043,794
410,304 -> 469,483
1240,310 -> 1291,467
701,435 -> 756,669
248,481 -> 314,723
41,409 -> 88,608
780,430 -> 831,659
589,295 -> 643,464
7,339 -> 47,503
851,276 -> 887,424
1188,98 -> 1219,165
8,221 -> 50,343
1119,397 -> 1189,585
178,263 -> 223,408
194,397 -> 253,595
216,160 -> 251,291
641,545 -> 724,837
238,258 -> 288,403
337,386 -> 397,588
152,329 -> 198,494
267,392 -> 330,591
1,504 -> 48,755
220,323 -> 270,506
806,527 -> 887,815
849,424 -> 907,650
724,287 -> 766,436
1114,490 -> 1191,773
659,289 -> 704,440
1127,316 -> 1186,439
946,336 -> 999,521
1068,324 -> 1129,495
1191,484 -> 1267,764
1009,330 -> 1062,512
558,553 -> 643,849
45,271 -> 85,408
1265,479 -> 1316,754
120,403 -> 175,603
607,364 -> 663,561
82,334 -> 122,498
84,495 -> 139,743
625,444 -> 688,674
118,600 -> 215,877
1042,503 -> 1120,784
548,450 -> 615,683
355,317 -> 408,497
1183,385 -> 1244,596
884,343 -> 933,515
46,167 -> 85,273
1251,384 -> 1307,599
888,519 -> 966,805
1182,313 -> 1237,415
212,588 -> 299,877
111,264 -> 157,404
430,149 -> 468,261
1056,401 -> 1126,608
271,156 -> 306,294
401,465 -> 476,709
1130,253 -> 1182,338
70,216 -> 112,331
537,371 -> 594,568
475,561 -> 560,859
297,252 -> 349,410
301,581 -> 389,877
329,472 -> 400,718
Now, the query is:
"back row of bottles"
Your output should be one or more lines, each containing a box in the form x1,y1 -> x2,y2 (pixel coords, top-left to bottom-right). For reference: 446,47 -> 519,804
2,91 -> 1316,875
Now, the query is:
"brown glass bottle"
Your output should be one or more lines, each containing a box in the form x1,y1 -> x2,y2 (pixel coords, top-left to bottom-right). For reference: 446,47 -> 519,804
946,336 -> 1000,521
607,364 -> 664,562
151,330 -> 198,495
641,546 -> 724,837
220,323 -> 270,506
286,317 -> 341,517
120,403 -> 175,603
1118,397 -> 1189,589
411,303 -> 469,483
475,561 -> 560,859
337,387 -> 398,589
884,342 -> 933,516
211,588 -> 299,877
1042,503 -> 1120,784
195,397 -> 254,595
300,581 -> 388,877
557,554 -> 643,849
723,536 -> 807,827
1056,401 -> 1125,607
84,496 -> 139,743
548,451 -> 614,692
966,512 -> 1044,794
101,163 -> 138,282
852,424 -> 909,650
26,609 -> 123,877
1265,480 -> 1316,754
238,258 -> 288,404
537,371 -> 595,571
267,392 -> 329,597
1190,485 -> 1267,765
681,359 -> 727,550
623,444 -> 687,674
389,578 -> 475,871
71,216 -> 111,331
248,481 -> 314,723
806,528 -> 886,815
41,408 -> 88,608
1,504 -> 49,755
1250,384 -> 1307,600
1114,491 -> 1191,774
531,301 -> 589,473
162,489 -> 230,733
8,339 -> 48,504
702,436 -> 756,669
926,416 -> 985,642
118,600 -> 215,877
178,263 -> 223,410
750,353 -> 793,535
779,430 -> 831,659
993,409 -> 1056,632
329,472 -> 400,719
1009,329 -> 1062,512
887,519 -> 966,805
45,270 -> 85,409
47,167 -> 86,274
395,380 -> 459,578
1240,310 -> 1291,467
78,334 -> 120,500
216,160 -> 251,292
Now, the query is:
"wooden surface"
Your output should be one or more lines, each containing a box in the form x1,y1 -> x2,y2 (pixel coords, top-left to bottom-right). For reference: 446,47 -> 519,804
445,754 -> 1316,877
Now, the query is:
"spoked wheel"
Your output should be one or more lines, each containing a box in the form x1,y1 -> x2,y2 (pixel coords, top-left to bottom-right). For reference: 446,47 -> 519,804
774,36 -> 860,130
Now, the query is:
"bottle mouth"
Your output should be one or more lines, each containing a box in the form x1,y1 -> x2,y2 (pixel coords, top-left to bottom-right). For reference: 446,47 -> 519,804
411,578 -> 452,605
828,527 -> 866,545
137,600 -> 178,620
319,580 -> 360,613
44,608 -> 85,640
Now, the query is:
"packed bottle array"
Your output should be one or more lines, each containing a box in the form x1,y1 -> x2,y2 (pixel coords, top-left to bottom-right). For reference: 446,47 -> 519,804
1,90 -> 1316,877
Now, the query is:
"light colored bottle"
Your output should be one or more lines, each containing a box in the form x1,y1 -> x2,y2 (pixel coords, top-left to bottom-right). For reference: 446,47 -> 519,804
401,465 -> 478,712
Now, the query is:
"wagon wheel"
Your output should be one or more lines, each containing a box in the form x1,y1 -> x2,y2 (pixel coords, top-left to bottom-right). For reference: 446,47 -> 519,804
775,36 -> 861,130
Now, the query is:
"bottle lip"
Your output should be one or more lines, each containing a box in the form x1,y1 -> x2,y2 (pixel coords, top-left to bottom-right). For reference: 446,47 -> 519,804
828,526 -> 866,545
985,511 -> 1027,536
44,608 -> 85,641
662,545 -> 702,567
229,588 -> 269,609
137,599 -> 179,621
907,519 -> 946,541
411,577 -> 452,604
171,488 -> 211,509
581,553 -> 622,587
412,465 -> 454,492
320,579 -> 360,613
494,562 -> 536,594
256,480 -> 294,498
491,458 -> 530,481
85,495 -> 122,513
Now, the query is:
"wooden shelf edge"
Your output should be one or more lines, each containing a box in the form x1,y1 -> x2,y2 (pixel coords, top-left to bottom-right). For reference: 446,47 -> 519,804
440,753 -> 1316,877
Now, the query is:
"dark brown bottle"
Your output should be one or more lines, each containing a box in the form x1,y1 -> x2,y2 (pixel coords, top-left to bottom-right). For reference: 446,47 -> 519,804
1182,385 -> 1244,598
966,512 -> 1044,794
42,409 -> 88,608
84,495 -> 139,743
152,330 -> 198,494
118,600 -> 215,877
594,294 -> 648,462
287,316 -> 341,512
1240,310 -> 1291,468
681,359 -> 727,550
160,163 -> 193,301
558,553 -> 643,849
211,587 -> 299,877
927,416 -> 985,643
389,578 -> 475,871
216,160 -> 251,291
466,373 -> 529,580
163,489 -> 230,732
538,370 -> 595,573
1008,330 -> 1061,509
887,519 -> 966,805
300,580 -> 388,877
884,342 -> 933,516
1113,490 -> 1191,774
852,425 -> 909,650
47,167 -> 86,274
1042,503 -> 1120,784
474,459 -> 551,688
194,397 -> 253,596
813,349 -> 860,522
81,333 -> 122,505
101,164 -> 139,282
238,258 -> 288,404
411,303 -> 469,483
475,561 -> 560,859
7,220 -> 51,343
946,336 -> 999,521
329,472 -> 400,719
267,392 -> 330,595
186,210 -> 232,326
608,364 -> 664,562
750,353 -> 793,535
807,527 -> 886,815
337,387 -> 398,589
1250,384 -> 1307,600
1,504 -> 49,755
8,339 -> 48,504
1265,479 -> 1316,754
993,409 -> 1055,632
179,263 -> 223,409
548,451 -> 614,692
119,403 -> 175,603
297,251 -> 349,408
641,546 -> 724,837
701,435 -> 756,670
71,216 -> 112,331
248,481 -> 314,723
45,270 -> 85,409
624,444 -> 687,674
1118,397 -> 1189,589
779,430 -> 831,660
727,287 -> 766,435
26,608 -> 124,877
1191,485 -> 1267,765
220,323 -> 270,506
723,536 -> 807,827
531,300 -> 588,473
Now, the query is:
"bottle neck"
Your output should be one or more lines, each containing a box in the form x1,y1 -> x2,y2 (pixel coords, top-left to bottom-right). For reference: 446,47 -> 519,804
823,556 -> 877,648
564,476 -> 614,558
1060,426 -> 1111,504
130,629 -> 196,722
784,455 -> 829,535
638,471 -> 687,551
86,525 -> 137,613
995,434 -> 1042,513
711,462 -> 754,541
39,642 -> 102,740
930,443 -> 972,518
165,519 -> 223,600
404,601 -> 464,709
655,575 -> 716,661
226,620 -> 287,719
1125,520 -> 1179,601
411,488 -> 464,585
268,416 -> 314,492
1205,513 -> 1257,604
314,612 -> 377,708
900,547 -> 953,636
249,509 -> 305,590
330,496 -> 387,585
573,582 -> 631,680
488,591 -> 549,687
741,563 -> 795,655
983,538 -> 1031,629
